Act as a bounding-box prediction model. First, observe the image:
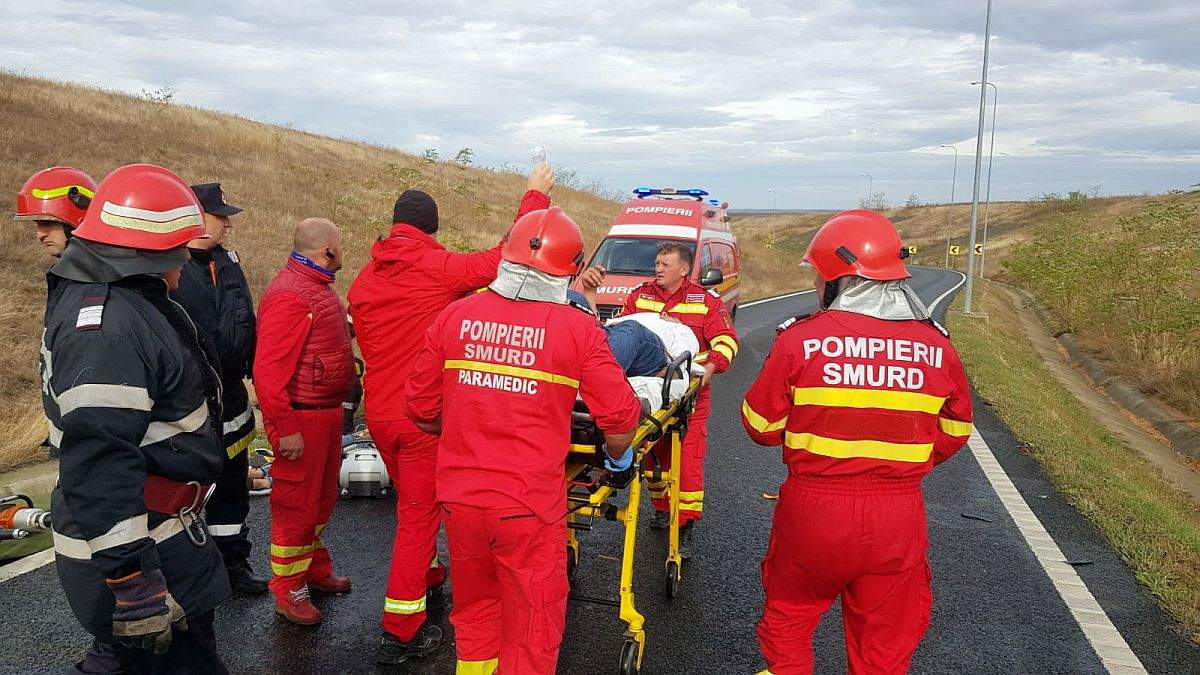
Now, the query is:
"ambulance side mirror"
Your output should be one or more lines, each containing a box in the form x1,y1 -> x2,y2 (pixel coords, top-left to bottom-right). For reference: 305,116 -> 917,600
700,268 -> 724,287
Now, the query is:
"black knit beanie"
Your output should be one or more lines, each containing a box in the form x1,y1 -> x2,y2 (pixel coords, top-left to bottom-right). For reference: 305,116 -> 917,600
393,190 -> 439,234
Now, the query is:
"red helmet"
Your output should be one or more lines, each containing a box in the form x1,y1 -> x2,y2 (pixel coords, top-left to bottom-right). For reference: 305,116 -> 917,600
74,164 -> 207,251
803,209 -> 910,282
14,167 -> 98,227
502,207 -> 585,277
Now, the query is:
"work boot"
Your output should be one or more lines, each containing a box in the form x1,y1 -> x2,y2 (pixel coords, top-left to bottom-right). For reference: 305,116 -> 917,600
226,559 -> 269,595
308,573 -> 352,595
376,624 -> 443,665
275,585 -> 322,625
679,522 -> 696,560
650,510 -> 669,530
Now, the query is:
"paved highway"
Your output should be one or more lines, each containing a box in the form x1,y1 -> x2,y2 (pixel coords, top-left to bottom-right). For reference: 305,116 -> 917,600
1,266 -> 1196,674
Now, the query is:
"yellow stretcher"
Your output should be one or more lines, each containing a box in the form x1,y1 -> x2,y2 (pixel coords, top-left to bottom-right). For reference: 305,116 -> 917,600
565,352 -> 702,675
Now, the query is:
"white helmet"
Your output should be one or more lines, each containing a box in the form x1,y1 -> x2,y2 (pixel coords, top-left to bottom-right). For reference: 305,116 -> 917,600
339,440 -> 391,498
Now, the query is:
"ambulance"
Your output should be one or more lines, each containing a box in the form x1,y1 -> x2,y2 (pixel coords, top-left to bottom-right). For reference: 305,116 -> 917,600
578,187 -> 741,321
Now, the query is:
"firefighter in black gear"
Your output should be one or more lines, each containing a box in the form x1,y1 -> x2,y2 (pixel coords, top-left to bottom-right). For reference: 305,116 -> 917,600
170,182 -> 267,594
41,163 -> 231,673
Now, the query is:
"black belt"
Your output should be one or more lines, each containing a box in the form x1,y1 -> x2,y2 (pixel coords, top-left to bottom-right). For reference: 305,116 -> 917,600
291,402 -> 342,411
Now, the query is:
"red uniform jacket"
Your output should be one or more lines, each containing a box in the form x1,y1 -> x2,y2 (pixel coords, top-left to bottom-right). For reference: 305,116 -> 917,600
741,309 -> 973,481
622,279 -> 739,373
254,256 -> 355,437
405,291 -> 642,522
348,190 -> 550,423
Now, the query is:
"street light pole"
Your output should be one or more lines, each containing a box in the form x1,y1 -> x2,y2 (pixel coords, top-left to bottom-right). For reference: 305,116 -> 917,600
963,0 -> 993,313
939,144 -> 959,268
768,187 -> 777,214
973,80 -> 998,278
859,172 -> 873,206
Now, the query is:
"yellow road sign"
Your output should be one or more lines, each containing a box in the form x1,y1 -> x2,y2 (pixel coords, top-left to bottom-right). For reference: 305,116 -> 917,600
905,245 -> 918,255
949,245 -> 962,256
974,244 -> 984,255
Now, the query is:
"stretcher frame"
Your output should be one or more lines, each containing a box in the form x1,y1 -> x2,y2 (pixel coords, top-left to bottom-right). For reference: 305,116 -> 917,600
565,353 -> 701,675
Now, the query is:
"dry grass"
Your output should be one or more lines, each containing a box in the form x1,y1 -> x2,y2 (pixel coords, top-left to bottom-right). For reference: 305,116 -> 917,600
949,283 -> 1200,640
0,72 -> 824,469
0,72 -> 628,469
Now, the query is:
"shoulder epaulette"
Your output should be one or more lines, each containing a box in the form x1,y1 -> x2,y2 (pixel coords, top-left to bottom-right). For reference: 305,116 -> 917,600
75,284 -> 110,331
776,311 -> 816,333
924,318 -> 950,337
568,299 -> 595,316
226,249 -> 240,264
707,288 -> 721,299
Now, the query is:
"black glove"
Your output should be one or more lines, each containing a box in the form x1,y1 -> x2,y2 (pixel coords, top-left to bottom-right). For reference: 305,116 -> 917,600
105,568 -> 187,654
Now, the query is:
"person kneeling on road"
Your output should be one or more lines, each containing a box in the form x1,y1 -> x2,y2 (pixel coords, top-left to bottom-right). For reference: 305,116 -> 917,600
41,164 -> 231,673
741,209 -> 974,674
405,207 -> 643,674
254,218 -> 357,626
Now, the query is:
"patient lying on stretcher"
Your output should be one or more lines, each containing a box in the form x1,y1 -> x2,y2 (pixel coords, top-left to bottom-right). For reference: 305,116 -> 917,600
568,291 -> 698,413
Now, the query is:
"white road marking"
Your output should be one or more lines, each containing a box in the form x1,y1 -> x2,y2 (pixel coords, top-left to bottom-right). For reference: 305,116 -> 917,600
925,270 -> 967,315
968,431 -> 1148,674
739,289 -> 815,309
0,548 -> 54,584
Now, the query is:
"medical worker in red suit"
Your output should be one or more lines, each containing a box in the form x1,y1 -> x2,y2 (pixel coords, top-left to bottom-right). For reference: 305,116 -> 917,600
348,165 -> 555,666
619,241 -> 739,556
740,210 -> 974,674
254,217 -> 356,625
405,207 -> 642,674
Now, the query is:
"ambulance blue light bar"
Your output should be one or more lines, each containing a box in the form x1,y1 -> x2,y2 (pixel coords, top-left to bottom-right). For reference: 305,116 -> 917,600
633,187 -> 710,198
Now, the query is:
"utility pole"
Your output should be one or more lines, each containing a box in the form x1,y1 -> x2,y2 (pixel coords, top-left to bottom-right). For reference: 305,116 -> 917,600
972,81 -> 999,278
940,144 -> 959,268
963,0 -> 993,313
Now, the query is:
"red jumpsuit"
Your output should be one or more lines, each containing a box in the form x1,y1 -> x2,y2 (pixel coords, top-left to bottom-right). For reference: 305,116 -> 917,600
347,190 -> 549,642
741,309 -> 973,674
254,256 -> 355,598
406,291 -> 641,674
622,280 -> 738,523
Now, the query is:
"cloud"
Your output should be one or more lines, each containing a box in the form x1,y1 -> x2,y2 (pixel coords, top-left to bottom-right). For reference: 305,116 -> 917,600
0,0 -> 1196,208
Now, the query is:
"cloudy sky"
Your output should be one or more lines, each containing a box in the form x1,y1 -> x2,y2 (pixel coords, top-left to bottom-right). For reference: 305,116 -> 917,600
2,0 -> 1197,209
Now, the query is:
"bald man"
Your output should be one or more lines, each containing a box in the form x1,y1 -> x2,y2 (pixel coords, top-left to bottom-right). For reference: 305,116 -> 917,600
253,218 -> 357,625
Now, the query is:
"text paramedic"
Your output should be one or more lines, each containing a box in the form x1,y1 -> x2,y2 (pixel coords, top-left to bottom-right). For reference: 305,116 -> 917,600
458,319 -> 548,395
804,335 -> 945,391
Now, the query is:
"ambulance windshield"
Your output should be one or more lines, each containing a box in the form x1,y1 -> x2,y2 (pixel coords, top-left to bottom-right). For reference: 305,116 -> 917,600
590,238 -> 696,276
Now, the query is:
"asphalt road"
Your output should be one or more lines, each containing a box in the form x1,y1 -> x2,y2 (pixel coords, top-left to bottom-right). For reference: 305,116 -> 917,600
2,266 -> 1197,674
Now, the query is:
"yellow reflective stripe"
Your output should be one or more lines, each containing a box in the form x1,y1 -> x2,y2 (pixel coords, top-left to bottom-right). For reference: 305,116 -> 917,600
457,658 -> 499,675
742,400 -> 787,434
271,542 -> 315,557
679,502 -> 704,512
315,523 -> 327,536
791,387 -> 946,414
645,479 -> 668,489
384,595 -> 427,614
938,418 -> 974,437
712,344 -> 735,362
31,185 -> 95,199
271,558 -> 313,576
679,490 -> 704,502
784,432 -> 933,463
635,298 -> 666,312
694,351 -> 709,363
314,539 -> 326,550
668,303 -> 709,315
570,444 -> 598,454
225,429 -> 256,459
711,335 -> 739,354
444,359 -> 580,389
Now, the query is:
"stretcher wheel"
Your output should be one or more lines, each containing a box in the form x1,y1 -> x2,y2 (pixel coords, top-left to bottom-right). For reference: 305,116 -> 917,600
566,545 -> 579,583
665,561 -> 681,599
619,639 -> 641,675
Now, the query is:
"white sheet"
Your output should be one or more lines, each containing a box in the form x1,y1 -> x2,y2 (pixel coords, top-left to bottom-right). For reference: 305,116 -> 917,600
606,312 -> 703,377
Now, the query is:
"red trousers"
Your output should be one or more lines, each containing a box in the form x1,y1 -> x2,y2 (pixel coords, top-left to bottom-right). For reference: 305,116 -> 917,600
759,477 -> 932,675
370,418 -> 448,642
645,385 -> 710,524
443,504 -> 568,674
265,408 -> 343,595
